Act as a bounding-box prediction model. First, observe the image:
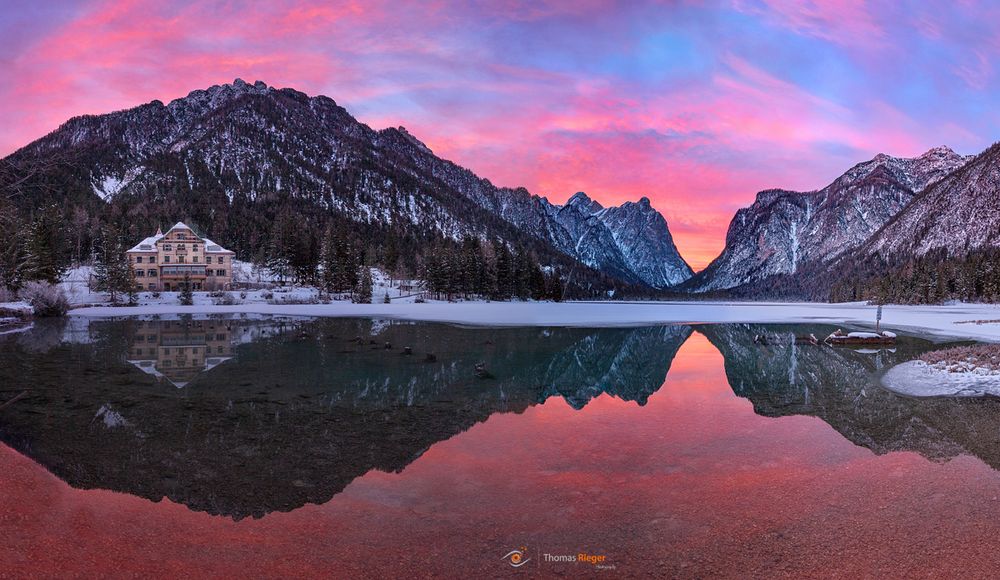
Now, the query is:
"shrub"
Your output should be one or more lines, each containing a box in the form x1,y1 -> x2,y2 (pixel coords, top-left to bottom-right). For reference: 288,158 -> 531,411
19,281 -> 69,317
213,292 -> 240,306
151,291 -> 161,299
262,291 -> 274,300
383,293 -> 391,304
414,297 -> 426,304
239,291 -> 247,300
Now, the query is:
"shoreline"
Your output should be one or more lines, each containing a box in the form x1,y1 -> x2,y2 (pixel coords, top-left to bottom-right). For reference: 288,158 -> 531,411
62,300 -> 1000,343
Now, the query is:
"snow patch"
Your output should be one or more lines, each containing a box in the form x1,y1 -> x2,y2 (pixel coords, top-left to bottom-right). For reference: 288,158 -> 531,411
881,360 -> 1000,397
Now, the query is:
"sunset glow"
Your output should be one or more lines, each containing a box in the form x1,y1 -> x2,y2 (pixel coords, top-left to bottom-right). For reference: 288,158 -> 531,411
3,0 -> 998,269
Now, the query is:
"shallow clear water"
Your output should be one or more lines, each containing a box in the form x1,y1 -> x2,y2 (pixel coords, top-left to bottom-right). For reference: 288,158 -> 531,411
2,316 -> 1000,577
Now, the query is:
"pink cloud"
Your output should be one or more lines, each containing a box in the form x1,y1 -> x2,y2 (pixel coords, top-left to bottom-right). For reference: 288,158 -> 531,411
733,0 -> 885,48
2,0 -> 992,272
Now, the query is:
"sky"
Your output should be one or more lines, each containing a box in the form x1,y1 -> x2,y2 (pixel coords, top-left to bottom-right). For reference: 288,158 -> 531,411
2,0 -> 999,270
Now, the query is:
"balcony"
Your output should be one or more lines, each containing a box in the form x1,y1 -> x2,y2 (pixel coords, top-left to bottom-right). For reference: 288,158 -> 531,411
160,266 -> 207,278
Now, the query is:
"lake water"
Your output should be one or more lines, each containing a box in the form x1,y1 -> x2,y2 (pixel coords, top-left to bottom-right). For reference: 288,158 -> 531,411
3,316 -> 1000,577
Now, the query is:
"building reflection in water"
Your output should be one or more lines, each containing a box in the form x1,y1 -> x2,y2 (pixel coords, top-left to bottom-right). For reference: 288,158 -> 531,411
123,317 -> 301,388
127,320 -> 235,387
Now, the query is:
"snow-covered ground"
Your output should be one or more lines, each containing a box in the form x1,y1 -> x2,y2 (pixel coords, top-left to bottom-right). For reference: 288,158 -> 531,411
53,265 -> 426,306
9,265 -> 1000,343
61,300 -> 1000,342
882,361 -> 1000,397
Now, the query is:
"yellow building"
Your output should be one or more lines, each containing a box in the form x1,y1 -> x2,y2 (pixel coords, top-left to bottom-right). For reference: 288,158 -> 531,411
126,222 -> 235,291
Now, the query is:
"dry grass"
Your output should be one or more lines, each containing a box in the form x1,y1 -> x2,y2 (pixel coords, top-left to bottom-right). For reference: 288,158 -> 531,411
955,319 -> 1000,325
920,344 -> 1000,373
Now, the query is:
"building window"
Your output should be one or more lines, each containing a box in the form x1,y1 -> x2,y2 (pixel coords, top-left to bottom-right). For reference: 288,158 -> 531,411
135,256 -> 143,263
148,269 -> 157,277
164,256 -> 170,263
148,283 -> 156,290
218,256 -> 225,264
193,256 -> 199,263
164,244 -> 172,251
178,244 -> 186,250
216,269 -> 227,277
178,256 -> 185,263
136,270 -> 145,278
150,256 -> 156,263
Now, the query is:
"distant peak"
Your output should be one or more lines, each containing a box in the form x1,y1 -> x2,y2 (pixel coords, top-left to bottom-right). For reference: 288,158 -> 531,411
920,145 -> 956,157
175,79 -> 272,109
638,196 -> 651,207
567,191 -> 592,204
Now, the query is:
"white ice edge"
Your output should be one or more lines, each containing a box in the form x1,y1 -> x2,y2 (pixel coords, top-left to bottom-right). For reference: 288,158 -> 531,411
882,360 -> 1000,397
57,300 -> 1000,343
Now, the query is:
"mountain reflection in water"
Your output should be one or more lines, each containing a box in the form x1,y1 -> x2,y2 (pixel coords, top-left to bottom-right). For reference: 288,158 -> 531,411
0,316 -> 996,522
0,316 -> 690,520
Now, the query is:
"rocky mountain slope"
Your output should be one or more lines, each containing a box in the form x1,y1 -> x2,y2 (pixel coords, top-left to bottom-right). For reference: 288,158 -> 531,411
683,146 -> 972,293
863,143 -> 1000,260
3,79 -> 691,289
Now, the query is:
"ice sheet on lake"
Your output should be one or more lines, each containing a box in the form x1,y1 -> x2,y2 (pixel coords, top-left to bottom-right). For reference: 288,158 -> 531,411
882,360 -> 1000,397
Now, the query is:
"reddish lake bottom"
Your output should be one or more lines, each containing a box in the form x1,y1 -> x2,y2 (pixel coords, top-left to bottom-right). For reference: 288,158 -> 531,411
4,333 -> 1000,578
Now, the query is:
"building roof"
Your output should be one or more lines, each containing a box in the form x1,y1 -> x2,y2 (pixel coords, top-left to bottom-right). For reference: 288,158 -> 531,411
127,233 -> 164,253
202,237 -> 235,254
127,222 -> 234,254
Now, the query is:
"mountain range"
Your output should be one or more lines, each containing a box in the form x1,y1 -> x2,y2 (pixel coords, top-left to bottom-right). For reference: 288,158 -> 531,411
3,78 -> 1000,299
1,79 -> 692,291
684,146 -> 974,294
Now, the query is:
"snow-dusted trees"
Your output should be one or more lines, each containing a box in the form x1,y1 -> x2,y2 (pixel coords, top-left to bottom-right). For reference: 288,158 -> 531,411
92,225 -> 136,304
353,266 -> 373,303
320,224 -> 361,294
422,237 -> 551,301
0,203 -> 27,292
829,248 -> 1000,304
21,205 -> 68,284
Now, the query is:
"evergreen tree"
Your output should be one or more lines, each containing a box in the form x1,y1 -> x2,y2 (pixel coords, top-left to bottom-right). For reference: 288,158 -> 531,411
0,204 -> 27,291
23,205 -> 68,284
320,224 -> 339,293
93,225 -> 134,303
126,267 -> 138,306
179,273 -> 194,305
353,266 -> 373,304
494,244 -> 513,299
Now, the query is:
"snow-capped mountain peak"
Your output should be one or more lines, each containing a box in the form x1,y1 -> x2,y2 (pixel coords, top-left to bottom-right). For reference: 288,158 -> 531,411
6,79 -> 693,290
684,146 -> 972,293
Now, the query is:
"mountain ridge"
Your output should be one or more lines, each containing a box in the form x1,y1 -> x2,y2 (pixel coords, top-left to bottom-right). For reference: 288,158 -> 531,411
683,145 -> 973,294
3,79 -> 692,291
